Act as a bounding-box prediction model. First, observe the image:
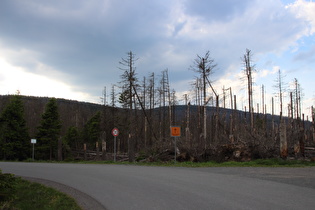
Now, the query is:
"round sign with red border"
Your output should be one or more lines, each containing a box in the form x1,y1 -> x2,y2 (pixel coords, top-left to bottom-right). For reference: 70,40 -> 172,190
112,128 -> 119,137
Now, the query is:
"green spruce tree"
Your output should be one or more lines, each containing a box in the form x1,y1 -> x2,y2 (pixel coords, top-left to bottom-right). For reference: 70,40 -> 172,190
0,95 -> 30,160
83,112 -> 101,148
62,126 -> 80,160
36,98 -> 61,160
64,126 -> 80,150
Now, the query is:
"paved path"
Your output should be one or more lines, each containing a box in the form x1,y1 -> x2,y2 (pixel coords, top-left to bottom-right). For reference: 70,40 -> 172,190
1,162 -> 315,210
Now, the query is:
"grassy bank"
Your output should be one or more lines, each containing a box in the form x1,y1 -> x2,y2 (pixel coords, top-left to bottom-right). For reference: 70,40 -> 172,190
0,171 -> 81,210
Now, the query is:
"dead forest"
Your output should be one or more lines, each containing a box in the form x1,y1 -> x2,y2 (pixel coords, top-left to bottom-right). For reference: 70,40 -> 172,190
1,86 -> 314,162
1,50 -> 315,162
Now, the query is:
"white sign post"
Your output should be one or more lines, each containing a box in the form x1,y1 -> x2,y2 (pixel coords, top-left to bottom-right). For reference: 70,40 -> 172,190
111,128 -> 119,162
31,139 -> 37,161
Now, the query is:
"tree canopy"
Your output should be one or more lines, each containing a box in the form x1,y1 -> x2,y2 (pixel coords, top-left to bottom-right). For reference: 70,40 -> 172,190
36,98 -> 61,160
0,95 -> 30,160
83,111 -> 101,147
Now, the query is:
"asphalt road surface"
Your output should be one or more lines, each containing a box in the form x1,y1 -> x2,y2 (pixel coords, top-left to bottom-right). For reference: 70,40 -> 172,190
1,162 -> 315,210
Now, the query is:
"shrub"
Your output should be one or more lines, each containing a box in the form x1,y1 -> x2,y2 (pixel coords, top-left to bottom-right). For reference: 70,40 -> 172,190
0,170 -> 18,202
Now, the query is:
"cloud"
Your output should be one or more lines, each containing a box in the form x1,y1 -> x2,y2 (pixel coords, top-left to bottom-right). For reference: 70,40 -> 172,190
0,0 -> 314,112
0,57 -> 94,102
286,0 -> 315,34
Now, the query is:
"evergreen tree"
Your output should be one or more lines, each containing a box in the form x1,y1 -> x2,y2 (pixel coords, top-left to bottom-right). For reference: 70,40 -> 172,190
0,95 -> 30,160
83,112 -> 101,148
36,98 -> 61,160
64,126 -> 80,150
62,126 -> 80,160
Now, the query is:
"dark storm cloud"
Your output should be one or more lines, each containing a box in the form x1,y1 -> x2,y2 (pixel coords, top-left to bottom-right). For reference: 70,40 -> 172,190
0,0 -> 174,86
0,0 -> 312,99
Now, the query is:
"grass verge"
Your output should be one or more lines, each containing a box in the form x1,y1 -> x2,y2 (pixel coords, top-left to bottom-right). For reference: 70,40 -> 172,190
0,175 -> 81,210
47,158 -> 315,167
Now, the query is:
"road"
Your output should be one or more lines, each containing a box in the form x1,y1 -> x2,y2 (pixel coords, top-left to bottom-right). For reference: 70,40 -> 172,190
1,162 -> 315,210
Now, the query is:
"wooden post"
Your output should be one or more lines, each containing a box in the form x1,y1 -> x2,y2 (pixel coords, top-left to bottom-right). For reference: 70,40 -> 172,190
84,143 -> 87,160
96,141 -> 100,160
102,140 -> 106,160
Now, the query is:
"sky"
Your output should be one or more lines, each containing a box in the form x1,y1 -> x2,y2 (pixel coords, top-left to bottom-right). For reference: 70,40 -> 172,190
0,0 -> 314,118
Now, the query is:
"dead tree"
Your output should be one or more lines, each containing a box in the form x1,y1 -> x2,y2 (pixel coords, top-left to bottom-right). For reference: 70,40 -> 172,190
119,51 -> 138,162
312,106 -> 315,143
184,94 -> 191,146
222,86 -> 233,110
293,78 -> 302,119
273,69 -> 287,119
242,49 -> 255,132
147,72 -> 155,147
190,51 -> 217,149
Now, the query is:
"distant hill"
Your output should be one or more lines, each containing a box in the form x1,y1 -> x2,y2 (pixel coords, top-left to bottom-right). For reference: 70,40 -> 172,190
0,95 -> 103,137
1,94 -> 311,138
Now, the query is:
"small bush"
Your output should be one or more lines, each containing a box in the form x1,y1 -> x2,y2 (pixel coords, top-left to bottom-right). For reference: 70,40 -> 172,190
0,170 -> 18,202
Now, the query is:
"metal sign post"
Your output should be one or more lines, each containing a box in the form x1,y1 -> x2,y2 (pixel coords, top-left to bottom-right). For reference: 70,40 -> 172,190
111,128 -> 119,162
31,139 -> 37,161
170,126 -> 181,164
174,137 -> 177,164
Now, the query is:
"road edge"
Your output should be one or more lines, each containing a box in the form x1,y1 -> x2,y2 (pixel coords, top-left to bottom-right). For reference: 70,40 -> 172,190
21,176 -> 107,210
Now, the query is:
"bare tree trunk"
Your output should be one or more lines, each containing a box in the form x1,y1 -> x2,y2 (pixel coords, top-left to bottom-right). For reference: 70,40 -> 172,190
143,77 -> 147,149
128,53 -> 135,162
243,49 -> 254,132
290,92 -> 293,119
229,87 -> 233,110
300,114 -> 305,158
204,104 -> 207,149
272,97 -> 275,141
294,78 -> 301,119
262,85 -> 265,114
280,121 -> 288,159
149,72 -> 155,147
311,106 -> 315,143
184,95 -> 191,147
